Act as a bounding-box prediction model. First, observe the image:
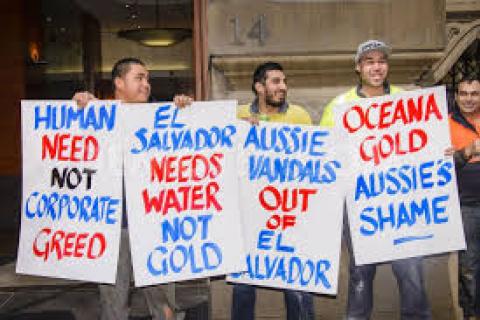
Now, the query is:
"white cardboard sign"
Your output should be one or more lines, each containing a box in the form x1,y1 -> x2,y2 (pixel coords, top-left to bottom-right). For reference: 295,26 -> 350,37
17,100 -> 123,283
334,86 -> 465,265
121,101 -> 245,286
228,122 -> 344,295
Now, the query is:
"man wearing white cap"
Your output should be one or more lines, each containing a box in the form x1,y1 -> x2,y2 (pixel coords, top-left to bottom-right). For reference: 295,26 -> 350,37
320,40 -> 432,320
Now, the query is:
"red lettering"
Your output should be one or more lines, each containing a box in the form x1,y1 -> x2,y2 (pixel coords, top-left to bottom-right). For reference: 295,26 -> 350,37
148,153 -> 224,183
259,186 -> 317,212
209,153 -> 224,178
298,189 -> 317,212
359,135 -> 377,164
87,233 -> 106,259
259,186 -> 280,211
74,233 -> 88,257
142,183 -> 222,216
407,96 -> 423,122
33,227 -> 52,261
42,136 -> 56,160
165,156 -> 177,182
63,232 -> 76,257
41,133 -> 99,161
205,181 -> 222,211
70,136 -> 82,161
425,93 -> 443,121
378,101 -> 393,129
394,132 -> 407,155
392,99 -> 407,124
343,105 -> 364,133
409,128 -> 428,152
143,188 -> 164,214
283,215 -> 296,230
365,103 -> 379,130
190,185 -> 204,210
32,228 -> 105,261
378,134 -> 394,159
192,155 -> 209,181
84,136 -> 99,161
359,129 -> 428,165
178,155 -> 192,182
265,214 -> 297,230
266,214 -> 281,230
150,157 -> 166,182
58,135 -> 70,161
50,230 -> 65,259
164,189 -> 182,213
343,93 -> 443,133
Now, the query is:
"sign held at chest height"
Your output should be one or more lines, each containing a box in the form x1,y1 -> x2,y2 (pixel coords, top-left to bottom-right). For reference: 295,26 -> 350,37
228,122 -> 345,295
335,87 -> 466,265
17,100 -> 123,283
121,101 -> 245,286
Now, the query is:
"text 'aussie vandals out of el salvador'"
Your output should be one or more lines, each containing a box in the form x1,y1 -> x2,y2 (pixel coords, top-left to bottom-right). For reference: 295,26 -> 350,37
232,125 -> 341,290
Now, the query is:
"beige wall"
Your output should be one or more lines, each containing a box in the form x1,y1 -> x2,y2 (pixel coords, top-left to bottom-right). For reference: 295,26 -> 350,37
209,0 -> 445,56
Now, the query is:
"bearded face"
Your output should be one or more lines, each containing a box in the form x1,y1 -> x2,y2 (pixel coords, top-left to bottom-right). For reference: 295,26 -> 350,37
257,70 -> 287,108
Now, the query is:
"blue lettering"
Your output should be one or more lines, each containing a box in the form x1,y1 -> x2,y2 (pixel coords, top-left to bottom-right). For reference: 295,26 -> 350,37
410,198 -> 430,224
170,107 -> 185,129
257,230 -> 274,250
34,104 -> 116,131
275,233 -> 295,253
203,242 -> 222,270
419,161 -> 434,189
154,105 -> 172,129
309,131 -> 328,156
131,128 -> 148,154
432,195 -> 449,224
161,214 -> 213,243
315,260 -> 331,288
437,160 -> 453,186
147,246 -> 168,276
170,245 -> 188,273
360,207 -> 378,236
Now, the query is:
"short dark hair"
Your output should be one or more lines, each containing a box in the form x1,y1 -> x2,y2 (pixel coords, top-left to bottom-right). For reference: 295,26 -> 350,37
111,57 -> 146,81
252,62 -> 284,94
457,74 -> 480,92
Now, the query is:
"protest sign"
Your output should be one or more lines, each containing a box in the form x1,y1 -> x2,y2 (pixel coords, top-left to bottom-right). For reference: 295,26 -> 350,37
121,101 -> 245,286
17,100 -> 123,283
334,86 -> 465,265
228,122 -> 344,295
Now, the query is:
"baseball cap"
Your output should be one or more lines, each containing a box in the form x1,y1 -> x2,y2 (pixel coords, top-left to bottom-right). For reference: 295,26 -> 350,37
355,40 -> 390,63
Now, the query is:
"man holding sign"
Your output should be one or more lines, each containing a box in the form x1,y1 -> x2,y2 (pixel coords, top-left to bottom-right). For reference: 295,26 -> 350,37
449,75 -> 480,320
233,62 -> 315,320
74,57 -> 192,320
320,40 -> 432,320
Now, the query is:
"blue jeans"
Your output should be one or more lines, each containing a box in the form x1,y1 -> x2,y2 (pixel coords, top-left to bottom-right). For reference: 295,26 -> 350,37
231,284 -> 315,320
345,211 -> 431,320
459,204 -> 480,317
